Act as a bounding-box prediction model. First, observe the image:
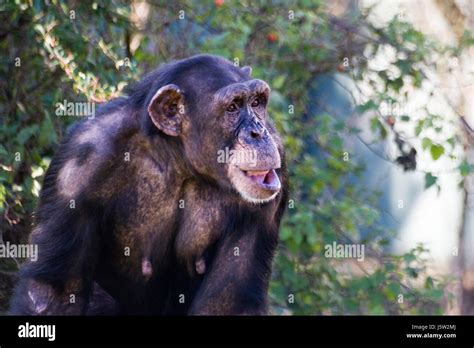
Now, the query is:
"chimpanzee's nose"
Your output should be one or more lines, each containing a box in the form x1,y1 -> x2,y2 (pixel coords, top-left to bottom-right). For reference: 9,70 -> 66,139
250,120 -> 265,139
250,130 -> 261,139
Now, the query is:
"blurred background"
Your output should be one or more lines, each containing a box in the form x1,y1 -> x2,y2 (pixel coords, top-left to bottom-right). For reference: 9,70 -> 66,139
0,0 -> 473,315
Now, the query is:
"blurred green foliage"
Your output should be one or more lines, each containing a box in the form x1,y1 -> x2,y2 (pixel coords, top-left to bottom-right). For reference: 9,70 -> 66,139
1,0 -> 472,314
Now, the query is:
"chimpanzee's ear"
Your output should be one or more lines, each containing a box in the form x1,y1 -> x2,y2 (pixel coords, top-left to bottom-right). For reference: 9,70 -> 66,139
147,84 -> 184,137
241,66 -> 252,76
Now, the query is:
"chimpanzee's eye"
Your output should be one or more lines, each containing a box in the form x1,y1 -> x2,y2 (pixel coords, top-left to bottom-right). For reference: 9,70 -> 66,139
251,99 -> 260,108
226,103 -> 238,113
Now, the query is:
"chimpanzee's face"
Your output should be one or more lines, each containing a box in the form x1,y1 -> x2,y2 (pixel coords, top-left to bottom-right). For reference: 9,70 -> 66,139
209,78 -> 281,203
147,62 -> 282,204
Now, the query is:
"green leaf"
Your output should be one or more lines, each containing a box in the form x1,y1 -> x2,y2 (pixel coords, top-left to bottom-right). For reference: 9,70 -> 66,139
415,120 -> 424,136
384,282 -> 401,301
459,161 -> 473,177
424,173 -> 437,189
421,137 -> 432,150
39,112 -> 57,148
403,253 -> 416,263
273,75 -> 285,89
430,144 -> 444,160
0,184 -> 6,210
280,226 -> 292,241
293,231 -> 303,246
430,289 -> 444,300
17,125 -> 39,145
447,137 -> 456,148
357,100 -> 377,114
370,117 -> 379,131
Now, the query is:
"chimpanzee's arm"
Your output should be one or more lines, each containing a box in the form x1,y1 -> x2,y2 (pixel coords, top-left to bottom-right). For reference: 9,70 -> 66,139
10,121 -> 122,315
10,195 -> 102,314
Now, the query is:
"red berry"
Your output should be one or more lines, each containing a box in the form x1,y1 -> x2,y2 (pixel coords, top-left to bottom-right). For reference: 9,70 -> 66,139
267,33 -> 278,43
386,116 -> 396,126
214,0 -> 224,7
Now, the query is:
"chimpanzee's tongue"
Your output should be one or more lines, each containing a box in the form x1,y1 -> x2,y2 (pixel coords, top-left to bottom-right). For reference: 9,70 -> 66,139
263,169 -> 278,186
246,169 -> 279,188
245,170 -> 268,185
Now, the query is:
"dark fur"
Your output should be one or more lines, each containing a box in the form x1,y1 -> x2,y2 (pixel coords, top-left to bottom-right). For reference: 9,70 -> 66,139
10,55 -> 288,315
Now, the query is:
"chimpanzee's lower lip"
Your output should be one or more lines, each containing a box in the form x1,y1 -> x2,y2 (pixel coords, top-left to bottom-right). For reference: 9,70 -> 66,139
245,169 -> 270,177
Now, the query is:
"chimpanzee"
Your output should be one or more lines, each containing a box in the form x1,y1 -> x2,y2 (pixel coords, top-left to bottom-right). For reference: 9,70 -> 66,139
10,54 -> 288,315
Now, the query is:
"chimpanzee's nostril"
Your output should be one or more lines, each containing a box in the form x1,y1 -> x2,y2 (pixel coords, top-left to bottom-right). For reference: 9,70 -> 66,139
251,130 -> 261,139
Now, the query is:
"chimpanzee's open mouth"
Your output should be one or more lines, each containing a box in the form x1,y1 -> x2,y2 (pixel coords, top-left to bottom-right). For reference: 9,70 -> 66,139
242,168 -> 281,192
